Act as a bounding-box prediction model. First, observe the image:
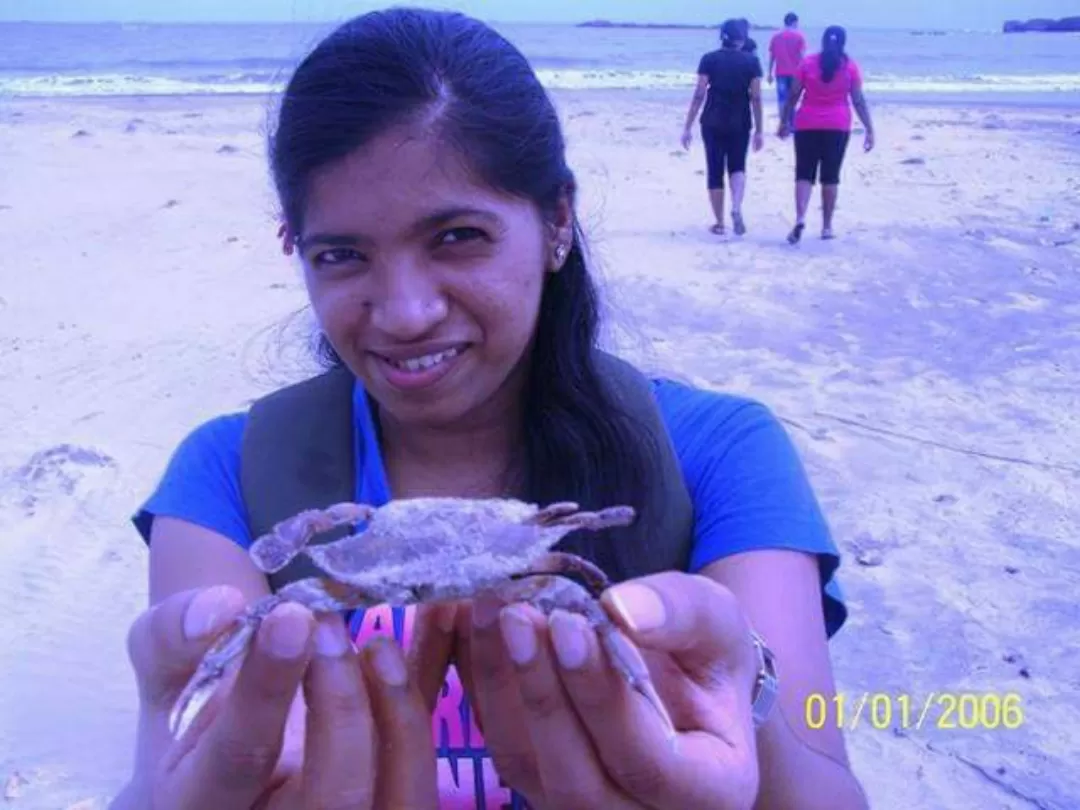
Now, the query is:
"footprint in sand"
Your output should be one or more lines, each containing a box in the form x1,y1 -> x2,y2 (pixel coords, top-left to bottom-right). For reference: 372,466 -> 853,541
71,129 -> 92,138
1,444 -> 117,516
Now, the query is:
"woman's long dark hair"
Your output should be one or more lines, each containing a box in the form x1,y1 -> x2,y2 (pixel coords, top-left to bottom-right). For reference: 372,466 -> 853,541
820,25 -> 848,82
269,8 -> 657,579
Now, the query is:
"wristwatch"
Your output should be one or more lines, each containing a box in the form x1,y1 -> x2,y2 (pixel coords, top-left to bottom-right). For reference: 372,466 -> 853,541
749,629 -> 780,727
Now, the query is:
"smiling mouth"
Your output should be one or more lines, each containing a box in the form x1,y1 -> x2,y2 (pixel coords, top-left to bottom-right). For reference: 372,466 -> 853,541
378,345 -> 467,372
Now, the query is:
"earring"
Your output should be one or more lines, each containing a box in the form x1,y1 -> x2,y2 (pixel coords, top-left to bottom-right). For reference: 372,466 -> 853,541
554,243 -> 567,264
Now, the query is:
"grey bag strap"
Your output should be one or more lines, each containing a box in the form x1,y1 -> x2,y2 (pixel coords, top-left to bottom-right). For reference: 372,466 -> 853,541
590,352 -> 695,578
239,365 -> 356,592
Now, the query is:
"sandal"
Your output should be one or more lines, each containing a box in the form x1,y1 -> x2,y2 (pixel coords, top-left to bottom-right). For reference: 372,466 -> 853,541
732,211 -> 746,236
821,228 -> 835,240
787,223 -> 805,244
710,223 -> 726,236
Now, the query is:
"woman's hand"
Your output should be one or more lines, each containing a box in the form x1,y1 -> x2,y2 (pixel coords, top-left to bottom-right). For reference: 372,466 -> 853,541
863,130 -> 875,152
451,572 -> 763,810
680,127 -> 693,151
777,122 -> 791,140
111,586 -> 439,810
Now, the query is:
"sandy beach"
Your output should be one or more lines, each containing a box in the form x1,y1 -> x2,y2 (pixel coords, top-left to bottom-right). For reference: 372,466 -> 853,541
0,89 -> 1078,809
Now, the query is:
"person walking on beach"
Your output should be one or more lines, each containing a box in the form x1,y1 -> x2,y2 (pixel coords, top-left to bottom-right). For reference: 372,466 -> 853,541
681,18 -> 765,236
778,25 -> 875,243
768,12 -> 806,129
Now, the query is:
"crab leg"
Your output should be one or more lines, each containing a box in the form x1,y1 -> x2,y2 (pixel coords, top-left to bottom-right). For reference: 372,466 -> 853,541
250,502 -> 376,573
492,574 -> 676,740
526,503 -> 636,531
520,551 -> 612,596
169,592 -> 285,737
169,576 -> 386,739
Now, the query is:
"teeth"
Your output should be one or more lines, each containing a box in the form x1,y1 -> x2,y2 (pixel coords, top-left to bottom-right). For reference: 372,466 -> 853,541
391,347 -> 462,372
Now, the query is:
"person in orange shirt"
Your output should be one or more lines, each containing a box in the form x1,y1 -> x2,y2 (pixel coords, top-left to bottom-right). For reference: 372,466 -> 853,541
768,12 -> 806,130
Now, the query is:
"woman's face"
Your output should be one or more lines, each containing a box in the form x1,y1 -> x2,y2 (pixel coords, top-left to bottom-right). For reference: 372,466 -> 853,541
297,126 -> 569,429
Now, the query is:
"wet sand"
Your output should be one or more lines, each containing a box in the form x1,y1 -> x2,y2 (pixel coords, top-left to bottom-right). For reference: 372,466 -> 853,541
0,90 -> 1078,809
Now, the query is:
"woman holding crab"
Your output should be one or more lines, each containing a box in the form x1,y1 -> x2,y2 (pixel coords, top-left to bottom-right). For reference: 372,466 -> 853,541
111,8 -> 868,810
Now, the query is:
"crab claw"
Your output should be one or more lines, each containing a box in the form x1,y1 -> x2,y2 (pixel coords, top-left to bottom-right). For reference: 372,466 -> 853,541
250,503 -> 375,574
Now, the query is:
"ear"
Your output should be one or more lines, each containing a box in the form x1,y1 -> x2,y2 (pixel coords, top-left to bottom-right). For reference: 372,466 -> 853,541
546,186 -> 576,273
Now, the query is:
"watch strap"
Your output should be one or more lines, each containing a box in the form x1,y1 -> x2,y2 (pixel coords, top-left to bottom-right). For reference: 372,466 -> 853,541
749,629 -> 780,727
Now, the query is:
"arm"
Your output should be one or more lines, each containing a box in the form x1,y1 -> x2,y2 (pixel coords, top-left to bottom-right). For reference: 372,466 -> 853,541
701,551 -> 868,810
750,77 -> 764,141
658,386 -> 867,809
779,76 -> 803,132
848,62 -> 874,149
851,87 -> 874,138
683,73 -> 709,134
124,417 -> 305,788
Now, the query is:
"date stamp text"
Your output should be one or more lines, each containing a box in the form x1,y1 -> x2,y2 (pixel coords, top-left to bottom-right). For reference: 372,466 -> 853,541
805,692 -> 1025,732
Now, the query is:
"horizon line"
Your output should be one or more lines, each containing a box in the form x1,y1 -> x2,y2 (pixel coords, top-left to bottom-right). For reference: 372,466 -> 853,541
0,18 -> 995,33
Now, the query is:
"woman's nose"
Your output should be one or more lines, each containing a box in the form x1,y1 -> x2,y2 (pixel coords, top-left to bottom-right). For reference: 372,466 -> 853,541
369,262 -> 449,339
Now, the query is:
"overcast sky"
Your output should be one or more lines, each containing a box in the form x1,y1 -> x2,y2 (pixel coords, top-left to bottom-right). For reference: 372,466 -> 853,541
2,0 -> 1075,30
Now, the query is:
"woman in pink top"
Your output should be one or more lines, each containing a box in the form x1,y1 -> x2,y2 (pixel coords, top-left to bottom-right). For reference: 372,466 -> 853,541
778,26 -> 875,243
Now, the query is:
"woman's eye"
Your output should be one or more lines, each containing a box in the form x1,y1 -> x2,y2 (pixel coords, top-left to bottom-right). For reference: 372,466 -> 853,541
438,227 -> 487,246
312,247 -> 364,266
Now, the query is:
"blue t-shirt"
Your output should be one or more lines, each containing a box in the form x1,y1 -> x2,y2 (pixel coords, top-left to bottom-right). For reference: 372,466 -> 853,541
133,376 -> 846,809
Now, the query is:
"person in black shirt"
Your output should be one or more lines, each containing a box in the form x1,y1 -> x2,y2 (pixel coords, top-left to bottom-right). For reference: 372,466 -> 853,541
681,18 -> 765,236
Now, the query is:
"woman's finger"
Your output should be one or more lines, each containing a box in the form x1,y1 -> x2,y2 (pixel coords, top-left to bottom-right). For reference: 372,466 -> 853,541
300,613 -> 377,809
127,586 -> 247,711
550,610 -> 682,806
406,602 -> 458,714
360,636 -> 440,809
467,594 -> 541,796
603,573 -> 757,687
497,605 -> 620,808
171,602 -> 315,810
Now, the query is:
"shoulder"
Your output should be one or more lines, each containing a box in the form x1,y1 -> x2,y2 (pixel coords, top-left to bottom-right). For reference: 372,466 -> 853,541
697,50 -> 715,71
132,412 -> 251,547
650,377 -> 786,459
165,413 -> 249,474
846,57 -> 862,76
650,377 -> 847,636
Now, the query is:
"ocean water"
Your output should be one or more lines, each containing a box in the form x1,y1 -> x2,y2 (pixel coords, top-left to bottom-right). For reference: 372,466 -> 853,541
1,21 -> 1079,103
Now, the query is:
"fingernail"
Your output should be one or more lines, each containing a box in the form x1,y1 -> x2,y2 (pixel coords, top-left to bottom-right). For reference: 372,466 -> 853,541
184,586 -> 241,640
264,603 -> 313,660
472,593 -> 502,629
550,610 -> 590,670
608,583 -> 666,633
368,638 -> 408,687
437,603 -> 458,634
499,607 -> 537,665
314,615 -> 350,657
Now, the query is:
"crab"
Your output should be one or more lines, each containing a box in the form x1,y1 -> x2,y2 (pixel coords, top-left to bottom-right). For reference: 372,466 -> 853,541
170,496 -> 675,739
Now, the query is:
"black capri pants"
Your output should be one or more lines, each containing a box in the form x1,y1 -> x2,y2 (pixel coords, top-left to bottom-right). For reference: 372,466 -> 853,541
794,129 -> 850,185
701,125 -> 751,189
